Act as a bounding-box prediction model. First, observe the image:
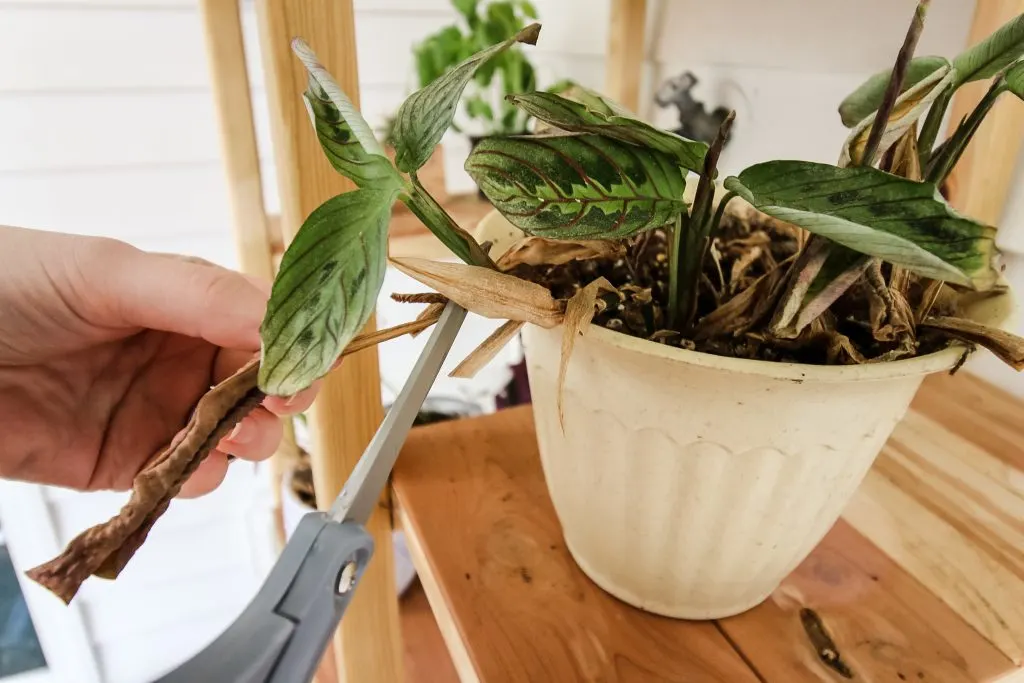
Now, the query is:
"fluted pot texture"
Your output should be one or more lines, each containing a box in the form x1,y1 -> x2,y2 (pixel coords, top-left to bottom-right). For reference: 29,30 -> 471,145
521,287 -> 1014,619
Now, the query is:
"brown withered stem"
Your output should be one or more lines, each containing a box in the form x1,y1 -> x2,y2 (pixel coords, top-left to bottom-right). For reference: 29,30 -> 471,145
859,0 -> 931,166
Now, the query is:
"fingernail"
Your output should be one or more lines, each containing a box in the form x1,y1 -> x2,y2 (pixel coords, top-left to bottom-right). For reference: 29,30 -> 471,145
226,422 -> 251,444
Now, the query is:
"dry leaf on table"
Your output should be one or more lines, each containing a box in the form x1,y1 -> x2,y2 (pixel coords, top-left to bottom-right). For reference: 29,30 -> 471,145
27,359 -> 264,603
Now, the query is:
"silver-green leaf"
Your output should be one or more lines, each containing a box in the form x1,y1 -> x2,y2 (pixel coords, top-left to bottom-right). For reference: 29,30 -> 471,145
1006,60 -> 1024,97
508,91 -> 708,173
952,13 -> 1024,86
838,55 -> 949,127
292,39 -> 386,160
259,188 -> 398,395
724,161 -> 998,290
391,23 -> 541,173
465,133 -> 687,240
304,77 -> 402,190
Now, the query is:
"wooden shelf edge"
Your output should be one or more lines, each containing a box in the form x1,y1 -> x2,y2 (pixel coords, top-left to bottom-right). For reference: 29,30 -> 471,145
394,498 -> 481,683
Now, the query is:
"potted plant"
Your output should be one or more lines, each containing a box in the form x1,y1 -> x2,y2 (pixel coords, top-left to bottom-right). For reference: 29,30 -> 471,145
411,0 -> 539,196
28,6 -> 1024,618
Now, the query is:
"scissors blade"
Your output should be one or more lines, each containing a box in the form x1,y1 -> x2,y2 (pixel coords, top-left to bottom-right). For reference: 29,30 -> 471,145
329,301 -> 467,524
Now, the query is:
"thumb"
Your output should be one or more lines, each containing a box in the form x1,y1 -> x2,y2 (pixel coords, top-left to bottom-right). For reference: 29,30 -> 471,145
91,241 -> 270,351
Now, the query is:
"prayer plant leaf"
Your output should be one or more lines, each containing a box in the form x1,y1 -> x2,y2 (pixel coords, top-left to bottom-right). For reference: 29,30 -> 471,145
724,161 -> 998,290
838,55 -> 949,127
839,65 -> 954,167
952,13 -> 1024,86
465,133 -> 688,240
391,23 -> 541,173
259,188 -> 398,396
304,77 -> 402,190
292,39 -> 386,159
508,91 -> 708,173
1006,61 -> 1024,97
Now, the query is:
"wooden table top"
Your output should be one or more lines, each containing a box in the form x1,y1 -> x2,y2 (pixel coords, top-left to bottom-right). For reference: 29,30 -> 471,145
392,386 -> 1023,682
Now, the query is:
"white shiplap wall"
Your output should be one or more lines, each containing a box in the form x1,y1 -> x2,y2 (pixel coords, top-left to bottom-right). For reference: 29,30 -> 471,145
0,2 -> 1022,682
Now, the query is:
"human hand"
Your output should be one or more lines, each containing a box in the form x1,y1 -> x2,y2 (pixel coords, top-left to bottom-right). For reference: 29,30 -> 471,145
0,225 -> 318,496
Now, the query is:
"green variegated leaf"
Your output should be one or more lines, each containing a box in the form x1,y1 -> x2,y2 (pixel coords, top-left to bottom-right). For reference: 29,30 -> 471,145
465,133 -> 687,239
839,65 -> 954,167
724,161 -> 998,290
292,39 -> 386,160
391,23 -> 541,173
1006,60 -> 1024,96
304,78 -> 402,189
952,13 -> 1024,86
838,55 -> 949,127
259,188 -> 398,395
508,91 -> 708,173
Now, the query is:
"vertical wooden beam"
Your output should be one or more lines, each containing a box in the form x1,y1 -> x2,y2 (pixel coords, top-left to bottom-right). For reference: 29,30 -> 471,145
944,0 -> 1024,225
255,2 -> 403,683
198,0 -> 299,514
605,0 -> 647,112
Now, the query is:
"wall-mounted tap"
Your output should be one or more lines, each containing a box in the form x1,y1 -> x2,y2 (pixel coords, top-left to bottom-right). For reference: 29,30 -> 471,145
654,71 -> 732,148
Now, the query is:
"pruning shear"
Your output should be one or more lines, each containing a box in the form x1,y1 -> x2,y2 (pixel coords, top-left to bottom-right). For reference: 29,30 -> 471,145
157,301 -> 467,683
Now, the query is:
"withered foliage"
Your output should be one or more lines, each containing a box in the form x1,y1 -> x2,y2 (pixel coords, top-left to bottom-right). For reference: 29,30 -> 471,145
28,359 -> 264,603
27,317 -> 455,602
506,204 -> 1016,367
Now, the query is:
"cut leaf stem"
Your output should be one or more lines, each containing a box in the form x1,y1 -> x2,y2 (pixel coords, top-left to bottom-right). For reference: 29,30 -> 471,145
860,0 -> 931,167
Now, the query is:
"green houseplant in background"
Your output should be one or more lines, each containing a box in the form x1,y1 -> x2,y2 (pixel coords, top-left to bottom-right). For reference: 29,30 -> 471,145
414,0 -> 539,143
27,4 -> 1024,616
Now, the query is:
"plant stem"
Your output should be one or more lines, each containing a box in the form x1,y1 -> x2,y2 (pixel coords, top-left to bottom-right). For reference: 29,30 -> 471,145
925,77 -> 1006,185
916,86 -> 952,167
674,112 -> 735,331
402,174 -> 497,268
860,0 -> 931,166
667,211 -> 687,330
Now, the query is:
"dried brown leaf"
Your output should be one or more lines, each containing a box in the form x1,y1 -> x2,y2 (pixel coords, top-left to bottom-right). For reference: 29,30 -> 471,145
694,261 -> 792,341
27,359 -> 263,603
496,236 -> 625,271
389,257 -> 564,328
920,316 -> 1024,370
770,236 -> 832,337
410,301 -> 448,338
729,244 -> 763,294
450,320 -> 525,379
558,277 -> 615,430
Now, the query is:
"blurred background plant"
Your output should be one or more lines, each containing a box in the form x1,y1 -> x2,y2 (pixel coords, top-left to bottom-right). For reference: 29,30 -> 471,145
413,0 -> 539,140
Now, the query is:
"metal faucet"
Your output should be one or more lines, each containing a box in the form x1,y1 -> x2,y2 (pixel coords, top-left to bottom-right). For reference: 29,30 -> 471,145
654,71 -> 732,147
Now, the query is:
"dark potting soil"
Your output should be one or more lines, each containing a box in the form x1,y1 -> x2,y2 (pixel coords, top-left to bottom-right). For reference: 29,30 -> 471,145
508,207 -> 961,366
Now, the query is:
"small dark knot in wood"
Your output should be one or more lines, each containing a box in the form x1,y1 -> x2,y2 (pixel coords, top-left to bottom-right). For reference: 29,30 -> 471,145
800,607 -> 854,679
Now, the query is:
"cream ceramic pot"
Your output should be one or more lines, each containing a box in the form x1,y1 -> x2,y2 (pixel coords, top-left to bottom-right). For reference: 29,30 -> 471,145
476,210 -> 1017,619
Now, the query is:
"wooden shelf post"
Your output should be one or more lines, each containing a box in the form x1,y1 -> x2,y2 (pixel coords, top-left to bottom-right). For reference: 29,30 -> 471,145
198,0 -> 300,518
605,0 -> 647,112
944,0 -> 1024,225
255,2 -> 404,682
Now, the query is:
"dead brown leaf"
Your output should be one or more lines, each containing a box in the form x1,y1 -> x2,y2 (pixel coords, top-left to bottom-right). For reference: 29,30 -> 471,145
390,257 -> 564,328
694,261 -> 792,341
496,236 -> 624,271
920,316 -> 1024,370
450,320 -> 525,379
27,359 -> 263,603
558,277 -> 615,429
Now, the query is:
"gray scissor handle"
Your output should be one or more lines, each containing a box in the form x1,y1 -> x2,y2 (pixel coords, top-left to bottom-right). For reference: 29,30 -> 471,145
156,512 -> 373,683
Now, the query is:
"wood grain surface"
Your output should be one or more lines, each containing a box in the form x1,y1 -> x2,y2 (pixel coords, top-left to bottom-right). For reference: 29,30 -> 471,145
392,399 -> 1022,682
394,407 -> 761,683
